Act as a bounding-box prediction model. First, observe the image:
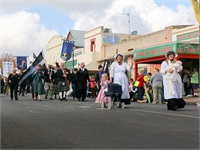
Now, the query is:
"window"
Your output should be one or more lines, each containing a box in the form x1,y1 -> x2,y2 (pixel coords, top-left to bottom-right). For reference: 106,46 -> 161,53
90,38 -> 96,52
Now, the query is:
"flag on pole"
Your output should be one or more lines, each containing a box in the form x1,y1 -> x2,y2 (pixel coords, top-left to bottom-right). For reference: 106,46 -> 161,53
60,40 -> 74,61
17,56 -> 27,70
190,0 -> 200,24
33,52 -> 37,59
18,51 -> 46,89
103,59 -> 110,78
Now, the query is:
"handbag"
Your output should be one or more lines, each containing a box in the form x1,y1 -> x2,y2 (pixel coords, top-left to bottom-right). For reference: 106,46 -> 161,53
134,81 -> 140,87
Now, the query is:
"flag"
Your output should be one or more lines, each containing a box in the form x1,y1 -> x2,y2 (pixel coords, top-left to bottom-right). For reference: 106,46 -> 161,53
60,40 -> 74,61
18,51 -> 46,89
2,62 -> 13,78
191,0 -> 200,24
33,52 -> 37,59
17,56 -> 27,70
103,59 -> 110,78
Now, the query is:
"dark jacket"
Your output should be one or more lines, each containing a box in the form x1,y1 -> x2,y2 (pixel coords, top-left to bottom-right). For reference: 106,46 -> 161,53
70,73 -> 78,84
8,73 -> 19,85
56,69 -> 66,82
77,68 -> 90,82
95,71 -> 104,84
44,68 -> 55,83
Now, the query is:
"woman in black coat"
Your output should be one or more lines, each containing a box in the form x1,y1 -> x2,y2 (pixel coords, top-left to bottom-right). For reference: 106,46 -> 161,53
8,69 -> 20,100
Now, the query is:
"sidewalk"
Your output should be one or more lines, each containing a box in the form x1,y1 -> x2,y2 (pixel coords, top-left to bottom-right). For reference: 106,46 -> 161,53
183,96 -> 200,104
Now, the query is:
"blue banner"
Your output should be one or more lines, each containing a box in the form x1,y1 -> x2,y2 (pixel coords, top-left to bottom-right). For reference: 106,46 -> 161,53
60,40 -> 74,61
17,56 -> 27,70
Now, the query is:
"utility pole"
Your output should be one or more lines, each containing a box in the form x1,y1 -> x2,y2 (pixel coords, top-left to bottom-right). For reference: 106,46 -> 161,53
122,13 -> 130,38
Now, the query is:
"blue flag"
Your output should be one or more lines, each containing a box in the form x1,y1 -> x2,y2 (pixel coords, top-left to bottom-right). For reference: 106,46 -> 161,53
60,40 -> 74,61
17,56 -> 27,70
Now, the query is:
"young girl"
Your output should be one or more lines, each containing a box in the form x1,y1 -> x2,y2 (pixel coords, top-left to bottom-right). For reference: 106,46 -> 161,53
90,75 -> 96,99
95,73 -> 111,109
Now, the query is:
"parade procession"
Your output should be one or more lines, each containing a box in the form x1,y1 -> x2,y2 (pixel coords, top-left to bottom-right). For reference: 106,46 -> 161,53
0,0 -> 200,149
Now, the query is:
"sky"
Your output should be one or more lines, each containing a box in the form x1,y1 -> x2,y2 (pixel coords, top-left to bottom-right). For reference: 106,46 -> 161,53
0,0 -> 198,58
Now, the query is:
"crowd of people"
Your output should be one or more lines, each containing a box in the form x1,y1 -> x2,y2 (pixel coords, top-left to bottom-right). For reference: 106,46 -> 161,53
0,51 -> 199,110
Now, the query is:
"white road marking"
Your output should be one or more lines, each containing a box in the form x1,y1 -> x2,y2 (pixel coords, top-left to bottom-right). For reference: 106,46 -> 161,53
131,109 -> 200,119
79,106 -> 91,108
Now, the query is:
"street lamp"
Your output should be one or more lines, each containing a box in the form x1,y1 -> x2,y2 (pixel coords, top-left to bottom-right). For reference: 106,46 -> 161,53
122,12 -> 130,38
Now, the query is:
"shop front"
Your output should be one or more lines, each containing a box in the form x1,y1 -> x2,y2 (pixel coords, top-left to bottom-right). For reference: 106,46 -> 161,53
133,42 -> 200,80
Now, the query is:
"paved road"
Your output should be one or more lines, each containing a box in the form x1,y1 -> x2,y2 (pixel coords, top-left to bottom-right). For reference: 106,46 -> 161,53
1,94 -> 199,149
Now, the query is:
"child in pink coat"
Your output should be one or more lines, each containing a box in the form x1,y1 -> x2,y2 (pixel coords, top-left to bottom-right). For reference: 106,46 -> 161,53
95,73 -> 111,108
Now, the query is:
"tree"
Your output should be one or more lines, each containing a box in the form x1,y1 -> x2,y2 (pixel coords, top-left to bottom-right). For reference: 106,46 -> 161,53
0,53 -> 17,68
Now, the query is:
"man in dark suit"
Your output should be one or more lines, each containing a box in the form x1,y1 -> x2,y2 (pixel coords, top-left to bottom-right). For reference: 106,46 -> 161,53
77,62 -> 90,101
95,65 -> 104,94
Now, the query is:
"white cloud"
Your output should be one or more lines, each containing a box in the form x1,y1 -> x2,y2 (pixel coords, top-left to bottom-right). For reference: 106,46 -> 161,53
0,0 -> 197,58
70,0 -> 197,34
0,11 -> 59,56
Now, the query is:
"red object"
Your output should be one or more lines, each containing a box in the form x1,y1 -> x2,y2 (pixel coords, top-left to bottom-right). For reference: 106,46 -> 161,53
137,74 -> 144,87
90,78 -> 96,89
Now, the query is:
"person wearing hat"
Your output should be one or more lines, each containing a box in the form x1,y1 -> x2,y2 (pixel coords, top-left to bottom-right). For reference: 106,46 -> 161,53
95,65 -> 104,94
110,54 -> 130,104
160,50 -> 185,111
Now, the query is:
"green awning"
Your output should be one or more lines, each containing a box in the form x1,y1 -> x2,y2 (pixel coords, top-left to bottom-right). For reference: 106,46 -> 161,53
177,30 -> 199,41
65,60 -> 77,68
133,43 -> 200,60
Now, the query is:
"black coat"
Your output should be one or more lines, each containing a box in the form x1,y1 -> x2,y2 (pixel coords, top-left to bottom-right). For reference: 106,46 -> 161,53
56,69 -> 66,82
8,73 -> 20,86
77,68 -> 90,83
70,73 -> 78,84
95,71 -> 104,84
44,68 -> 55,83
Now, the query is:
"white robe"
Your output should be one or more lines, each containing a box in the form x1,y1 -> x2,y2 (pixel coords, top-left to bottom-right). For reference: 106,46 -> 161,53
110,62 -> 130,99
160,60 -> 183,99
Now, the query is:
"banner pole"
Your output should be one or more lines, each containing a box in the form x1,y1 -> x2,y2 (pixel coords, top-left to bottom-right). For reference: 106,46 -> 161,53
42,50 -> 47,68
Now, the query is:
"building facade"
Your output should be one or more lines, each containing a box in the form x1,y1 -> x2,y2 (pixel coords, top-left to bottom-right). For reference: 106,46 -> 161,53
46,35 -> 65,65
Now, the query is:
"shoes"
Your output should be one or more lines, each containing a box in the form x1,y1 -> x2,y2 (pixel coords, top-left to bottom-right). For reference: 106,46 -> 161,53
45,96 -> 47,99
152,101 -> 157,104
49,98 -> 53,100
15,98 -> 19,101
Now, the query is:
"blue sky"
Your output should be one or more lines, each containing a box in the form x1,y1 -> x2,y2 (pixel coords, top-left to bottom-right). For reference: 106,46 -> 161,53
155,0 -> 191,8
29,5 -> 73,36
